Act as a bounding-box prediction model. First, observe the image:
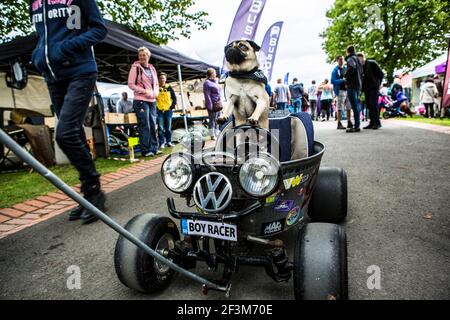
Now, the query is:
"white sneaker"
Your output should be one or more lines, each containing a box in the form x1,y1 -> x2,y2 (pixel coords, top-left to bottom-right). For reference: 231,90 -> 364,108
166,142 -> 174,148
144,152 -> 155,157
156,150 -> 163,155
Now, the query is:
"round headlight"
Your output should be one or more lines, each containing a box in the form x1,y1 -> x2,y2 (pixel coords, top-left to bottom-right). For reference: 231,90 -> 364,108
161,154 -> 194,193
239,153 -> 280,197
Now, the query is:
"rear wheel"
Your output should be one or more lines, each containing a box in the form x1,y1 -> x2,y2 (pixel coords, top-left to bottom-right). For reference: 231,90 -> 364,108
114,214 -> 180,293
293,223 -> 348,300
383,112 -> 390,119
308,167 -> 347,223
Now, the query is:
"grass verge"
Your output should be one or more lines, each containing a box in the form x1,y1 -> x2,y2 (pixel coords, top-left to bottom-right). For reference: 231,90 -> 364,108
0,146 -> 176,209
394,115 -> 450,127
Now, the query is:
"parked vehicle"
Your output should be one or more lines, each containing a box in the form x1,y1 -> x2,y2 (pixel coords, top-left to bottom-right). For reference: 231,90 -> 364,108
114,113 -> 349,300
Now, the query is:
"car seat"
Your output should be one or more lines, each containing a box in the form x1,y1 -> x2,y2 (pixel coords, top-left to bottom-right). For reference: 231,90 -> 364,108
215,112 -> 314,163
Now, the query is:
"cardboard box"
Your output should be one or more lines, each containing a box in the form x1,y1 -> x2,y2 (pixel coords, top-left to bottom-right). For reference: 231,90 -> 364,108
189,109 -> 209,117
125,113 -> 138,124
105,112 -> 126,124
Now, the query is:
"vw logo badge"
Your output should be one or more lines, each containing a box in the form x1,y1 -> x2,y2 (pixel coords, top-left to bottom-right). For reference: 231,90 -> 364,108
193,173 -> 233,213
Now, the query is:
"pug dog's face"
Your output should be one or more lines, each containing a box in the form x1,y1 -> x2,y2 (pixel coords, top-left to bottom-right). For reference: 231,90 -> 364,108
224,40 -> 260,72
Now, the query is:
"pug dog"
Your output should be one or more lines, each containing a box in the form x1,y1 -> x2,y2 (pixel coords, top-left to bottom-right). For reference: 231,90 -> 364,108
217,40 -> 270,130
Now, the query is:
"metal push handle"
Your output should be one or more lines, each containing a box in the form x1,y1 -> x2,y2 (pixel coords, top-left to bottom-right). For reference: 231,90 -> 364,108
0,129 -> 227,293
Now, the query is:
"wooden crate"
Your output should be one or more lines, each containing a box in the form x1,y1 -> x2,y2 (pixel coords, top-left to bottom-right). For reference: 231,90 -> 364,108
189,109 -> 209,117
125,113 -> 138,124
105,112 -> 126,124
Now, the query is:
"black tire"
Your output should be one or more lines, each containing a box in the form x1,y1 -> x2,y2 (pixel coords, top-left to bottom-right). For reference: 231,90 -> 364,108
294,223 -> 348,300
308,167 -> 347,223
114,214 -> 180,293
383,112 -> 390,119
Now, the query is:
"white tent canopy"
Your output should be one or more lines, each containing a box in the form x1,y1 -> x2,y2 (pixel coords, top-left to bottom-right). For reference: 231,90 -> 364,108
411,53 -> 447,79
0,72 -> 52,117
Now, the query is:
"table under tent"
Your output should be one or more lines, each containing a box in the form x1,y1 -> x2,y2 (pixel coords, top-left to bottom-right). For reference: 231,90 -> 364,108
0,20 -> 219,169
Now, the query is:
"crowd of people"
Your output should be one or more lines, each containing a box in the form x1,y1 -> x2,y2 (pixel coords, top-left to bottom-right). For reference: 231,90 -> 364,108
266,45 -> 450,132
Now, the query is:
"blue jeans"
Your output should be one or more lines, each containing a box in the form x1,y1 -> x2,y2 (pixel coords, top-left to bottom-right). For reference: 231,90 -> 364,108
157,109 -> 173,147
133,100 -> 158,154
47,73 -> 100,183
347,89 -> 361,129
291,98 -> 302,113
277,102 -> 288,110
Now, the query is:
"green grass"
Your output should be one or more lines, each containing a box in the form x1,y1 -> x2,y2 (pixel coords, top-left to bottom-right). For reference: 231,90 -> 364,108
0,157 -> 138,209
394,115 -> 450,127
0,138 -> 205,209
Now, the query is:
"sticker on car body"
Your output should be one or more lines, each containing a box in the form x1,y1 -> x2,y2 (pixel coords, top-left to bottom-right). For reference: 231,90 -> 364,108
283,174 -> 310,190
261,219 -> 285,236
274,200 -> 294,212
286,207 -> 303,226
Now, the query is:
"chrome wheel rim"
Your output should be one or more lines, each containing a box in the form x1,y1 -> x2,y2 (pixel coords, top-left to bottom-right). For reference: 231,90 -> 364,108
154,233 -> 175,274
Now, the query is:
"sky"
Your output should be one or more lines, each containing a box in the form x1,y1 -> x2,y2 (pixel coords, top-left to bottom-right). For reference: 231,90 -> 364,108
168,0 -> 336,87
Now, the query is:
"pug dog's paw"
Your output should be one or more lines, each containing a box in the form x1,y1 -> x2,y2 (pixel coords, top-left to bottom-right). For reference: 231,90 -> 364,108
217,117 -> 228,125
248,117 -> 259,126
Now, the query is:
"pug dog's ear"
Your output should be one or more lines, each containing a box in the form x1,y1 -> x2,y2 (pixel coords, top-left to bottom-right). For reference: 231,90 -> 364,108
247,40 -> 261,52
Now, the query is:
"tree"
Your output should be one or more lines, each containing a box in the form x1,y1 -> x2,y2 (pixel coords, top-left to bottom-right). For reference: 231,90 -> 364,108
320,0 -> 450,83
0,0 -> 210,45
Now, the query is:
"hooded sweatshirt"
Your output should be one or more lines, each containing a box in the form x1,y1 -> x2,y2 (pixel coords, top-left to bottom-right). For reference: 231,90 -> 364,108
345,53 -> 363,90
289,82 -> 304,99
30,0 -> 107,83
128,61 -> 159,103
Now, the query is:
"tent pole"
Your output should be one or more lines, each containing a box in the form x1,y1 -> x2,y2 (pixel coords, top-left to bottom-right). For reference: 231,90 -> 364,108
177,64 -> 189,133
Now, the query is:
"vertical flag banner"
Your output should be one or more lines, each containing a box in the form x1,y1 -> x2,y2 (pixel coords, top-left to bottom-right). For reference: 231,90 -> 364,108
443,40 -> 450,109
284,72 -> 290,85
260,21 -> 284,82
222,0 -> 267,74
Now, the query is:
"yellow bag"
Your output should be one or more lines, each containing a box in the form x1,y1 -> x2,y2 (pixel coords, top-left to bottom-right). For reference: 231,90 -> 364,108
157,85 -> 173,112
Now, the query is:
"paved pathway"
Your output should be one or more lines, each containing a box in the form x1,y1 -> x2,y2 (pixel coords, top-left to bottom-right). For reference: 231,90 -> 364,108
0,140 -> 215,239
0,121 -> 449,300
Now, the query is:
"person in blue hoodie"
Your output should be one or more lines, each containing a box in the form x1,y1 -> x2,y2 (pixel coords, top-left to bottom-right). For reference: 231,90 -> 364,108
331,55 -> 352,130
30,0 -> 108,225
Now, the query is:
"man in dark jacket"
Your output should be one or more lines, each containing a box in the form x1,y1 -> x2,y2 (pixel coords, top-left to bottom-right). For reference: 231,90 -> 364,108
344,45 -> 364,133
358,53 -> 384,129
30,0 -> 108,224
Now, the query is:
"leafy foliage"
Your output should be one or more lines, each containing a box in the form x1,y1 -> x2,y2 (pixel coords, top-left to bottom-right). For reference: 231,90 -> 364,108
0,0 -> 210,45
320,0 -> 450,82
0,0 -> 33,43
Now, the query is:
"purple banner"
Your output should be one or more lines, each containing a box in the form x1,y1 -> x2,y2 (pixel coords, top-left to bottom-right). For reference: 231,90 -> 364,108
260,21 -> 284,82
443,41 -> 450,109
222,0 -> 267,73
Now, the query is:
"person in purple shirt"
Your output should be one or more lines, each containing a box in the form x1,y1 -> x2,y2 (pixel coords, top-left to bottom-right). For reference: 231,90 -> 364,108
203,68 -> 222,140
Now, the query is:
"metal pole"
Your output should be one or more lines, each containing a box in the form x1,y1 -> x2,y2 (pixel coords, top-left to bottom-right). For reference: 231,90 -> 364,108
177,64 -> 189,133
0,128 -> 226,293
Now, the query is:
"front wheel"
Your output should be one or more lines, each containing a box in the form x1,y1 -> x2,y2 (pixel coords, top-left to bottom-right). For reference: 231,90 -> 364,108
383,112 -> 390,119
114,214 -> 180,293
293,223 -> 348,300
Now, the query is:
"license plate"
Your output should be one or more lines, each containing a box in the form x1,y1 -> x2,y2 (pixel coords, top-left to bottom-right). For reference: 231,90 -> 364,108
181,219 -> 238,242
